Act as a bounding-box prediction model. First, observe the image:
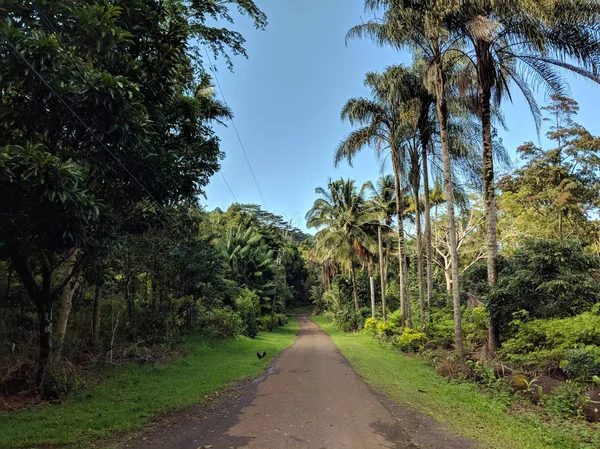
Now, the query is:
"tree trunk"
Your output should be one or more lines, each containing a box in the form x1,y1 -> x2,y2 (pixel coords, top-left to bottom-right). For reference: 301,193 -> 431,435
368,263 -> 375,318
92,284 -> 103,346
420,128 -> 434,311
444,268 -> 452,293
7,242 -> 54,382
377,226 -> 387,323
350,260 -> 359,311
477,42 -> 500,356
559,209 -> 563,241
411,165 -> 425,326
55,248 -> 81,356
393,164 -> 411,328
435,65 -> 464,357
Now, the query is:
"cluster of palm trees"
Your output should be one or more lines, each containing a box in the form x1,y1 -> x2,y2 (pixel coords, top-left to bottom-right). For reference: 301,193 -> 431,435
305,176 -> 397,321
309,0 -> 600,357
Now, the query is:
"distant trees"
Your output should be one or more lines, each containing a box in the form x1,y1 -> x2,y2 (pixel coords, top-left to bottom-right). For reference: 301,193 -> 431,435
306,179 -> 377,311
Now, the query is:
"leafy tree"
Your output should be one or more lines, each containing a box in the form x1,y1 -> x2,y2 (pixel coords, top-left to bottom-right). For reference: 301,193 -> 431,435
0,0 -> 265,381
485,239 -> 600,339
499,95 -> 600,248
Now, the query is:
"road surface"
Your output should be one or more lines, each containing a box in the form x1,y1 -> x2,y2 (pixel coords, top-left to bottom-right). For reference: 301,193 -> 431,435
124,314 -> 474,449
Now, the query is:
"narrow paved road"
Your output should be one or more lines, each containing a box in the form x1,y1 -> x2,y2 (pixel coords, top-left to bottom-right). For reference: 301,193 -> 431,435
124,314 -> 474,449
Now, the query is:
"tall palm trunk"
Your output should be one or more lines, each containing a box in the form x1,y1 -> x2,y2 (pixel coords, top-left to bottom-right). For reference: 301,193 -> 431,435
350,259 -> 359,311
418,115 -> 434,311
410,159 -> 425,326
392,162 -> 411,328
377,226 -> 387,323
434,64 -> 464,357
368,263 -> 376,318
477,41 -> 501,354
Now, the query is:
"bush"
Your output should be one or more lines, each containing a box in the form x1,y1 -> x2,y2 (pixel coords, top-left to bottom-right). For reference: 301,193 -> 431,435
427,308 -> 454,349
235,288 -> 260,338
335,309 -> 365,332
463,306 -> 489,347
395,327 -> 427,352
543,381 -> 588,418
485,240 -> 600,336
560,346 -> 600,380
199,307 -> 242,339
364,318 -> 377,335
258,313 -> 288,331
501,310 -> 600,379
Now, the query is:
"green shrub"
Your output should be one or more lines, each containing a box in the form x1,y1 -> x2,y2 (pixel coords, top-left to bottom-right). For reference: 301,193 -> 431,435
388,309 -> 403,329
463,306 -> 489,347
560,346 -> 600,379
543,381 -> 587,419
427,308 -> 455,349
235,288 -> 260,338
376,320 -> 398,339
485,240 -> 600,336
257,313 -> 288,331
501,310 -> 600,379
395,328 -> 427,352
334,309 -> 365,332
199,307 -> 242,339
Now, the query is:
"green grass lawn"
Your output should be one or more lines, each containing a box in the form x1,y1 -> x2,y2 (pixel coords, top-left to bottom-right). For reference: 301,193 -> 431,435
0,317 -> 299,449
312,315 -> 599,449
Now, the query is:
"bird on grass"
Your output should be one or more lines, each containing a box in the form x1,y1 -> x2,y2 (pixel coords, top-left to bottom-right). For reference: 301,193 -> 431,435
256,351 -> 266,359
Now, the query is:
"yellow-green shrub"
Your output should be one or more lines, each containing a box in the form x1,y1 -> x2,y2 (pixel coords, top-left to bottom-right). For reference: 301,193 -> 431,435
395,327 -> 427,352
364,318 -> 377,335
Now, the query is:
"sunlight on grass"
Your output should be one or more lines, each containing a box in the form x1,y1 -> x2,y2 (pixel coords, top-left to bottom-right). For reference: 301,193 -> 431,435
0,317 -> 299,449
312,315 -> 596,449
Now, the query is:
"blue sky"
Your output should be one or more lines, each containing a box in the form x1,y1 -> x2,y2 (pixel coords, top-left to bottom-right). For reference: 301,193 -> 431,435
202,0 -> 600,231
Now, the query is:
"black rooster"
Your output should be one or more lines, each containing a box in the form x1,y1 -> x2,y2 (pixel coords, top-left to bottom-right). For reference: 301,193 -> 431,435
256,351 -> 266,359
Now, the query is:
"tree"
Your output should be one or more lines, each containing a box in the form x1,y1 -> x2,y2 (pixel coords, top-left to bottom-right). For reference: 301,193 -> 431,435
368,175 -> 396,322
433,197 -> 487,293
498,95 -> 600,248
349,0 -> 465,354
449,0 -> 600,352
0,0 -> 265,383
336,68 -> 418,326
306,179 -> 377,311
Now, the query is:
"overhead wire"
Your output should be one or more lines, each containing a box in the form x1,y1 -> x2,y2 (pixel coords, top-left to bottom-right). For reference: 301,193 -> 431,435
202,44 -> 268,209
2,37 -> 170,218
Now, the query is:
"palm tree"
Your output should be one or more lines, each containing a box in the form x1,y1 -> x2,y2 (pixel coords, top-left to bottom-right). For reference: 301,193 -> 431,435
348,0 -> 466,355
368,174 -> 396,323
215,225 -> 275,301
367,64 -> 435,325
306,178 -> 377,311
449,0 -> 600,353
336,71 -> 415,327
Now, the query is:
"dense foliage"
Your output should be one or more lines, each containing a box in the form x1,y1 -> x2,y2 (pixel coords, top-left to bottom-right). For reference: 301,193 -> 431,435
0,0 -> 313,403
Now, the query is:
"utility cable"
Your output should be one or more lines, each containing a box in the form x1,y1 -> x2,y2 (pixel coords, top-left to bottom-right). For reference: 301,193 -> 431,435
202,44 -> 268,209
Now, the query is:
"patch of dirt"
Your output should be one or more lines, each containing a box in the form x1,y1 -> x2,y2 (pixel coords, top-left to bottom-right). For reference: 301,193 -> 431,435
114,314 -> 476,449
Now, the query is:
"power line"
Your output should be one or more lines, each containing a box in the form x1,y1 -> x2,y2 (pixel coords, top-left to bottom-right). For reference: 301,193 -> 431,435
32,2 -> 180,201
3,37 -> 169,217
220,172 -> 238,203
202,45 -> 268,209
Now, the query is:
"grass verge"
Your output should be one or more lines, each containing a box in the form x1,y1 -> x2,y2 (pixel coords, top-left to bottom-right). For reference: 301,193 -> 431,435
312,315 -> 598,449
0,316 -> 299,449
